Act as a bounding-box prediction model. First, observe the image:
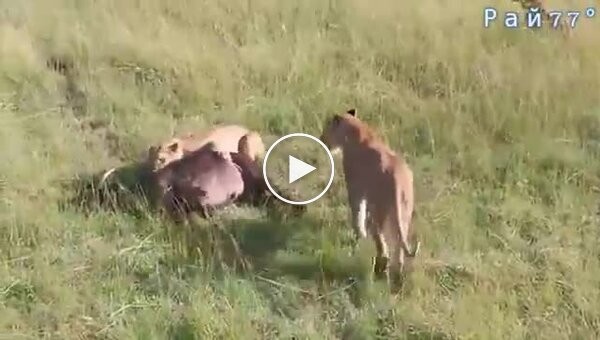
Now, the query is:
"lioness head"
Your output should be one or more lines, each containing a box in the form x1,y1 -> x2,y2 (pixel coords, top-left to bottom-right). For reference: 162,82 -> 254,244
320,108 -> 359,153
147,138 -> 184,171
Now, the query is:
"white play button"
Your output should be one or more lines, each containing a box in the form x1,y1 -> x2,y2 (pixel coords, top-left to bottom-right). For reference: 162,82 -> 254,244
262,133 -> 335,205
288,155 -> 316,184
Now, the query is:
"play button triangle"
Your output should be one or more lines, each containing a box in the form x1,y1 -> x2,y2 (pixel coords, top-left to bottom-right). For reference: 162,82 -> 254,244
288,155 -> 316,184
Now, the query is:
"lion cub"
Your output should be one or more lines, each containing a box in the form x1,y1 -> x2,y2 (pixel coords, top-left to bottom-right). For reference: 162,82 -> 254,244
320,108 -> 420,281
147,124 -> 265,171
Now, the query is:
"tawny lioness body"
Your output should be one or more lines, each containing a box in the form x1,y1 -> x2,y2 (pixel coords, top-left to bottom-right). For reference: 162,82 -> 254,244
147,125 -> 265,171
320,109 -> 420,280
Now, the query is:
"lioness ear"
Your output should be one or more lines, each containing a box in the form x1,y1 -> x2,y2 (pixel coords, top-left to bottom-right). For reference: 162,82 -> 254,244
148,146 -> 158,156
237,135 -> 250,155
346,108 -> 356,117
167,141 -> 179,152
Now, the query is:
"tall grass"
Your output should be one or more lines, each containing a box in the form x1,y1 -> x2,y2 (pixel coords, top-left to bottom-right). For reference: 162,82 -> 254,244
1,0 -> 599,338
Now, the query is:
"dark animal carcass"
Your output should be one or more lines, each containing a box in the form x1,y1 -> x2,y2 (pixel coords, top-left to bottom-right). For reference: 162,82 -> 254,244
150,144 -> 242,221
150,141 -> 280,221
150,137 -> 307,223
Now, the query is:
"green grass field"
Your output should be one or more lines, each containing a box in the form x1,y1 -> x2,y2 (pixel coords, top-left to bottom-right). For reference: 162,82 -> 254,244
1,0 -> 600,338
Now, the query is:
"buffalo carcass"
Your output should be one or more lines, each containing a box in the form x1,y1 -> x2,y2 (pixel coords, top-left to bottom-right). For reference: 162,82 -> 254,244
149,140 -> 301,222
150,143 -> 239,221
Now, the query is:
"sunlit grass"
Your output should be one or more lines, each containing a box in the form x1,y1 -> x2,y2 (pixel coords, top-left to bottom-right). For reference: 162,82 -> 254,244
0,0 -> 599,338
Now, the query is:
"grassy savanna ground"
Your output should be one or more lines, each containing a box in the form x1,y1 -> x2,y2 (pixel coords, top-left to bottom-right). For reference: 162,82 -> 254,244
1,0 -> 600,338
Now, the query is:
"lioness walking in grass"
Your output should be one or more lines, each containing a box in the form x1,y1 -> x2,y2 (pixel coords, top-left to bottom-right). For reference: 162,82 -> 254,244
320,108 -> 420,284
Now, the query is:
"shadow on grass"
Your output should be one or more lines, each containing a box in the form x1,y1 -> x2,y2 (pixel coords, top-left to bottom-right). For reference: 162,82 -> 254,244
58,160 -> 429,308
167,317 -> 197,340
58,161 -> 156,218
57,158 -> 315,279
163,213 -> 390,311
59,160 -> 428,300
258,245 -> 441,308
163,212 -> 317,276
59,158 -> 306,220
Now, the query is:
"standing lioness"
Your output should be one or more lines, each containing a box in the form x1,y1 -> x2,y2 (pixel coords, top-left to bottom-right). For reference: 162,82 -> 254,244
320,108 -> 420,282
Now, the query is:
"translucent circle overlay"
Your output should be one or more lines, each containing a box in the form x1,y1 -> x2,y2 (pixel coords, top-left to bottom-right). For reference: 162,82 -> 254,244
262,133 -> 335,205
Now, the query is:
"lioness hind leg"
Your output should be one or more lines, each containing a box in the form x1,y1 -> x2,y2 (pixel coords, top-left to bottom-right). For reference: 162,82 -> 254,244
372,231 -> 390,283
